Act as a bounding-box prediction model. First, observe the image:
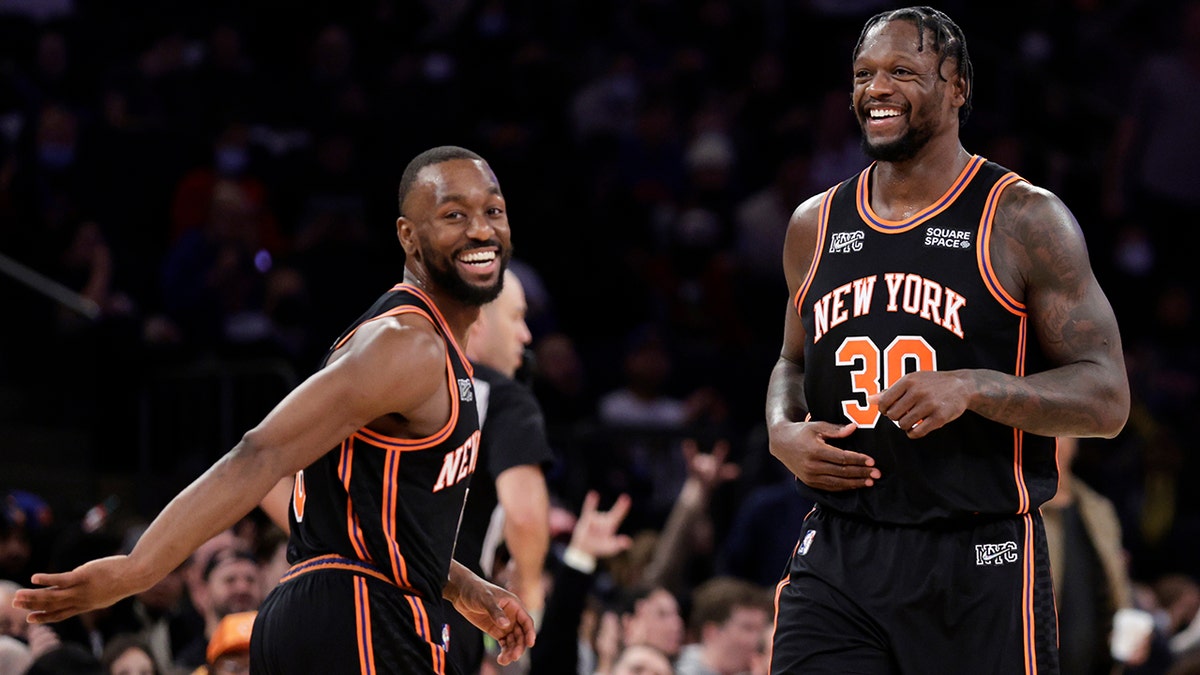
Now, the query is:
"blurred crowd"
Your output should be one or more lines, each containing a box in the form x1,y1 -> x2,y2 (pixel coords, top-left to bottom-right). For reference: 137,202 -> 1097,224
1,0 -> 1198,674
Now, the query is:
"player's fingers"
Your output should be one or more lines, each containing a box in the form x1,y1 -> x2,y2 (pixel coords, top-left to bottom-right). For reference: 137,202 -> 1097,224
12,587 -> 70,612
906,414 -> 945,439
28,572 -> 75,588
497,639 -> 526,665
826,461 -> 877,481
814,472 -> 876,491
25,605 -> 82,624
818,421 -> 858,438
813,444 -> 873,468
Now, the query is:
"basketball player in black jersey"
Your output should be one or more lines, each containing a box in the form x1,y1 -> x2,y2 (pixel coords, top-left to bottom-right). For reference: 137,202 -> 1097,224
13,146 -> 536,673
765,7 -> 1129,674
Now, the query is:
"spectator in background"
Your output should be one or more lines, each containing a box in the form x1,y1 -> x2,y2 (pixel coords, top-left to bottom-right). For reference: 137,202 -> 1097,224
100,633 -> 162,675
614,584 -> 685,666
0,631 -> 33,674
172,548 -> 261,671
1153,574 -> 1200,666
0,579 -> 27,640
194,611 -> 255,675
675,576 -> 772,675
1043,436 -> 1151,674
529,490 -> 633,675
25,641 -> 105,675
609,643 -> 673,675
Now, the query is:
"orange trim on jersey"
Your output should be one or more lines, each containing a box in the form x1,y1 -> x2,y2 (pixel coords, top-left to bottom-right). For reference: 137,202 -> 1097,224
977,172 -> 1026,316
857,155 -> 985,233
406,595 -> 446,674
395,283 -> 473,378
1011,317 -> 1031,514
350,352 -> 462,452
383,449 -> 413,590
794,185 -> 837,313
339,441 -> 372,562
1020,513 -> 1038,674
354,576 -> 378,675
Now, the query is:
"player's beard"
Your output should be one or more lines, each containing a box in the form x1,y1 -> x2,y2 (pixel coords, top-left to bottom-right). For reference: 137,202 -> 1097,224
424,241 -> 510,307
860,113 -> 934,163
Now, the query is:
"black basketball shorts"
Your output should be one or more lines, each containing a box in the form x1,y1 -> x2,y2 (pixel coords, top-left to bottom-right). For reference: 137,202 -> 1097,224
769,507 -> 1058,675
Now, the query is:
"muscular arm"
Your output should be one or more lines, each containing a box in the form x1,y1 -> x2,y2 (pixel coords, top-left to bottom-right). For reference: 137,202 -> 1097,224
495,464 -> 550,613
968,183 -> 1129,436
14,315 -> 450,623
875,183 -> 1130,439
766,194 -> 879,491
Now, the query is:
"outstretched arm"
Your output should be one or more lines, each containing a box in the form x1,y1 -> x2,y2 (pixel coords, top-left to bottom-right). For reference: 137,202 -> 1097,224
872,183 -> 1129,439
13,315 -> 450,623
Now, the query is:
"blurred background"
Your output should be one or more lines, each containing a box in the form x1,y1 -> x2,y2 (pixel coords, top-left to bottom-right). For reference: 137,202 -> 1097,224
0,0 -> 1196,613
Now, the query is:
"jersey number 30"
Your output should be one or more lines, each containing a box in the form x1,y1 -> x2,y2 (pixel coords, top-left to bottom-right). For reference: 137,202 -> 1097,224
836,335 -> 937,428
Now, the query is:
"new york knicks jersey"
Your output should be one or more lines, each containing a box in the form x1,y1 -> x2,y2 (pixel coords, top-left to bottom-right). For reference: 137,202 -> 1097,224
796,156 -> 1057,524
286,283 -> 480,602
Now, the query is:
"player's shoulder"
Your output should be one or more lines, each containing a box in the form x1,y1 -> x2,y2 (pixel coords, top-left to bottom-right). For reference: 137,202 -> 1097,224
993,178 -> 1079,239
344,312 -> 448,380
789,189 -> 833,226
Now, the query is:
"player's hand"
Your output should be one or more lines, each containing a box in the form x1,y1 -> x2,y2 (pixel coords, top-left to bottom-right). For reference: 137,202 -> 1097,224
450,576 -> 536,665
870,370 -> 970,438
13,555 -> 144,624
769,418 -> 879,491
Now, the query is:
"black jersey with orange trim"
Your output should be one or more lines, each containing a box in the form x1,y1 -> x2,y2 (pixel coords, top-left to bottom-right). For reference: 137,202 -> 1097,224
285,283 -> 481,604
795,157 -> 1057,524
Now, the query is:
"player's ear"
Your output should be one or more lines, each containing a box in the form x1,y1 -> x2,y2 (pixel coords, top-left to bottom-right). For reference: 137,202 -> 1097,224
397,217 -> 418,259
948,66 -> 968,111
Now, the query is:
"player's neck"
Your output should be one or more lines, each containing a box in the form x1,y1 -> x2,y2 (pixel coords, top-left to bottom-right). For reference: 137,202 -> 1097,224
403,270 -> 480,345
870,140 -> 971,217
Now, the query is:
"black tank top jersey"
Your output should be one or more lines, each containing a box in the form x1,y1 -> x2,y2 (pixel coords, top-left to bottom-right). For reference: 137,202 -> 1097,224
795,156 -> 1057,524
286,283 -> 481,603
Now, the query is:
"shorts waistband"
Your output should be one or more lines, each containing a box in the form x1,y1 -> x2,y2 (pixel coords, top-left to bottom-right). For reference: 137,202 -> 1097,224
815,504 -> 1035,531
280,554 -> 408,590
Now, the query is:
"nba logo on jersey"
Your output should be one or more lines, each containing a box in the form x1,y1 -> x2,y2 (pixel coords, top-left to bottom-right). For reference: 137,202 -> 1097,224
829,231 -> 865,253
442,623 -> 451,651
798,530 -> 817,556
458,378 -> 474,402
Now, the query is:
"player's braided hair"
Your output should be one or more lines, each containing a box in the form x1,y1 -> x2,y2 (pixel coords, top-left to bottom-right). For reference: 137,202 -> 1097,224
397,145 -> 485,215
852,6 -> 974,125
